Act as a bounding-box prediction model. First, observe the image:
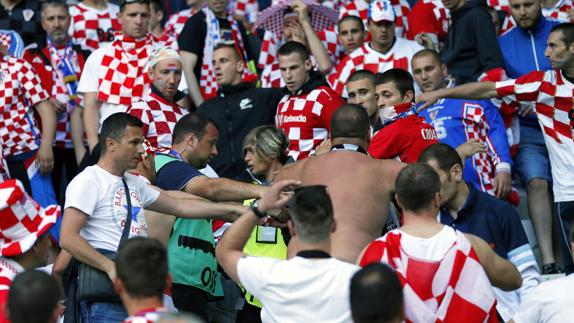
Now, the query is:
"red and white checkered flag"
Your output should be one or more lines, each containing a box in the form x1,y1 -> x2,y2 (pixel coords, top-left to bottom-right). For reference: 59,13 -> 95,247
254,0 -> 339,37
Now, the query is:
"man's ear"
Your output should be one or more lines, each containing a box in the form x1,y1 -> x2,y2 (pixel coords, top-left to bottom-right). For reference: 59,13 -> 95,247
441,63 -> 448,78
394,193 -> 404,210
113,276 -> 124,295
287,220 -> 296,237
331,217 -> 337,233
106,137 -> 117,152
434,191 -> 441,209
236,59 -> 245,73
404,90 -> 415,103
304,58 -> 313,73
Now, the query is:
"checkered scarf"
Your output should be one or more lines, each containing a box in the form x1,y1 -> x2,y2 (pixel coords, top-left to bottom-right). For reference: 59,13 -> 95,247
98,34 -> 153,105
361,229 -> 498,323
200,8 -> 252,99
46,38 -> 79,105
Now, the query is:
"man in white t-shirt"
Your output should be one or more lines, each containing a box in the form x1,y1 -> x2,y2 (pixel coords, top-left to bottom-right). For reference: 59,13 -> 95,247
357,163 -> 522,322
511,228 -> 574,323
216,182 -> 359,323
60,112 -> 246,323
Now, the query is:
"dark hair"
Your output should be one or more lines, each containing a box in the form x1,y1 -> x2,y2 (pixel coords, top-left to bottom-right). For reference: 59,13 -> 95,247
41,0 -> 68,16
419,143 -> 463,173
412,49 -> 442,66
120,0 -> 151,11
99,113 -> 143,153
290,186 -> 334,244
395,163 -> 440,212
7,270 -> 63,323
278,41 -> 310,61
213,43 -> 241,61
551,23 -> 574,47
172,112 -> 218,145
116,237 -> 168,298
338,15 -> 365,32
149,0 -> 163,12
347,69 -> 376,86
375,69 -> 415,98
350,263 -> 403,323
330,103 -> 370,139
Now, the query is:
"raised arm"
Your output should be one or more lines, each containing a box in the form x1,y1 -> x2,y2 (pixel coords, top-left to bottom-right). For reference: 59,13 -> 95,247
466,233 -> 522,291
416,82 -> 498,111
183,176 -> 269,202
293,0 -> 332,73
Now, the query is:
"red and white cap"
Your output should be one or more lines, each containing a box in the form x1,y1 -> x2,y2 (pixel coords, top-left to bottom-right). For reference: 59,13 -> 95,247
0,179 -> 61,257
369,0 -> 395,22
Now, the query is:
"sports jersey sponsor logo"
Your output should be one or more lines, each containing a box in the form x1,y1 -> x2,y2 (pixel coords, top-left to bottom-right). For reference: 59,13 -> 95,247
421,128 -> 438,140
239,98 -> 253,110
283,115 -> 307,123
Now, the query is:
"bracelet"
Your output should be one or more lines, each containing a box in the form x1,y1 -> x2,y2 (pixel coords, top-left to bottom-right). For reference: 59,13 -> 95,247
250,199 -> 267,218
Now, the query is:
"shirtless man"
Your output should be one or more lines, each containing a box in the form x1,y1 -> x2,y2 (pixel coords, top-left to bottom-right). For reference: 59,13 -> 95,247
277,104 -> 404,262
277,103 -> 486,262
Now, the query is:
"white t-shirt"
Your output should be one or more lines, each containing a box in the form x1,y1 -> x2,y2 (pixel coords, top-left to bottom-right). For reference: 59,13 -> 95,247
512,274 -> 574,323
399,226 -> 457,261
237,255 -> 358,323
65,165 -> 160,251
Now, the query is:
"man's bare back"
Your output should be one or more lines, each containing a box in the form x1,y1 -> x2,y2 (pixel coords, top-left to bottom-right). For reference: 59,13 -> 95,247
278,150 -> 404,262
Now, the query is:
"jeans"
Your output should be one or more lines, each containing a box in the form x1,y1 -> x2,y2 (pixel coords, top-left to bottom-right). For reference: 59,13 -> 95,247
80,301 -> 127,323
555,201 -> 574,274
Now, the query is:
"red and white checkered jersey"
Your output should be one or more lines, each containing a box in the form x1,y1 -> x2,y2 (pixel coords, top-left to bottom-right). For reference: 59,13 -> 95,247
359,229 -> 498,323
496,70 -> 574,202
126,92 -> 188,148
328,39 -> 424,96
0,151 -> 7,181
275,84 -> 344,160
69,2 -> 121,52
487,0 -> 510,12
0,55 -> 49,158
164,8 -> 197,42
406,0 -> 450,42
0,258 -> 24,323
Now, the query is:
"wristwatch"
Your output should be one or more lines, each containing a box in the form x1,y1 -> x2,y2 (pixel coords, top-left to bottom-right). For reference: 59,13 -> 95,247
250,199 -> 267,218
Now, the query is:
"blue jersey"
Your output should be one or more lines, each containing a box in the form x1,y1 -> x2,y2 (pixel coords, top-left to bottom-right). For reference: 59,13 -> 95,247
418,98 -> 512,195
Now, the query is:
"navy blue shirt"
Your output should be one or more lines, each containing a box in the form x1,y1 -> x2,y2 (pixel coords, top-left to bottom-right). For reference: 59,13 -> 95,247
155,154 -> 204,191
439,183 -> 529,259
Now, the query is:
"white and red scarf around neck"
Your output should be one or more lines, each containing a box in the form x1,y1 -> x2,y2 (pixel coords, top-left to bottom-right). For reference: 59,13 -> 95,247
200,7 -> 254,100
360,229 -> 498,323
98,34 -> 154,105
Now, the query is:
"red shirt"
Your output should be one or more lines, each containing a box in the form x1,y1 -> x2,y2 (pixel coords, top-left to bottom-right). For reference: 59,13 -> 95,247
368,115 -> 438,163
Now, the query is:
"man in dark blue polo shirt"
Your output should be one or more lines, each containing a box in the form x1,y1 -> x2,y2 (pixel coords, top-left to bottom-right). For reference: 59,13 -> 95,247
420,143 -> 540,322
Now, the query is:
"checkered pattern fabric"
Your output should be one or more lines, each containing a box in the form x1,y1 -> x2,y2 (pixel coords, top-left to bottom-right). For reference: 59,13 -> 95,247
406,0 -> 450,41
462,103 -> 496,194
233,0 -> 259,24
254,0 -> 339,37
359,229 -> 498,323
0,55 -> 49,157
543,0 -> 573,22
127,92 -> 189,148
340,0 -> 369,24
0,30 -> 23,58
0,179 -> 60,257
69,2 -> 121,52
152,32 -> 177,51
0,151 -> 7,181
98,34 -> 155,105
496,70 -> 574,201
328,39 -> 424,95
391,0 -> 411,37
275,85 -> 344,160
164,8 -> 197,42
0,258 -> 22,294
487,0 -> 510,12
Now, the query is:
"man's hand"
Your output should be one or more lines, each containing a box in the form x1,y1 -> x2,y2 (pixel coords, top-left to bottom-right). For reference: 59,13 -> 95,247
286,21 -> 307,45
37,142 -> 54,175
50,98 -> 67,114
106,263 -> 117,282
493,171 -> 512,198
291,0 -> 310,24
414,33 -> 436,50
314,139 -> 332,156
456,139 -> 487,160
416,90 -> 443,112
517,103 -> 535,117
258,180 -> 301,213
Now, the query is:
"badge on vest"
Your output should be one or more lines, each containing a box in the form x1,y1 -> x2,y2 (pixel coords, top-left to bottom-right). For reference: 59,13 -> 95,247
255,226 -> 278,243
22,9 -> 34,22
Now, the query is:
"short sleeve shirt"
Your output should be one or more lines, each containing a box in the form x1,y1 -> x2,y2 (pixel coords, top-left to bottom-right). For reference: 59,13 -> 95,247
64,165 -> 160,251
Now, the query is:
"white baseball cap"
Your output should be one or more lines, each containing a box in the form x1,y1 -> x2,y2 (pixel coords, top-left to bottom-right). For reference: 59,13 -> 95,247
369,0 -> 395,23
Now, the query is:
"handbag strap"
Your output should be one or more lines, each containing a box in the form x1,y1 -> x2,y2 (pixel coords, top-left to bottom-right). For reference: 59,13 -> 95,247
119,178 -> 132,247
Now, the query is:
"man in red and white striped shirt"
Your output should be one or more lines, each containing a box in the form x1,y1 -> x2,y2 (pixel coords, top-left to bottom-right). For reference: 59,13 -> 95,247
328,0 -> 423,96
69,0 -> 121,51
418,22 -> 574,274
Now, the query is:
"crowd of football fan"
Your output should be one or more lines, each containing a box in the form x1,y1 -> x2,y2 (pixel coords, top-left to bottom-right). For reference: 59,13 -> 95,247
0,0 -> 573,322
